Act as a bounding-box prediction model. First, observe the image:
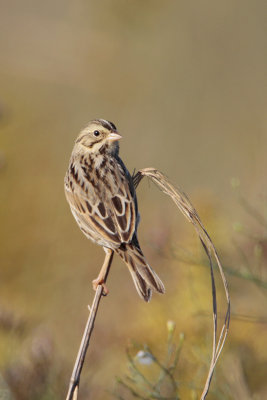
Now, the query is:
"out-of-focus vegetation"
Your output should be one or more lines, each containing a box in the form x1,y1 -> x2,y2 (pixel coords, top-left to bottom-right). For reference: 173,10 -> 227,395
112,321 -> 184,400
0,1 -> 266,399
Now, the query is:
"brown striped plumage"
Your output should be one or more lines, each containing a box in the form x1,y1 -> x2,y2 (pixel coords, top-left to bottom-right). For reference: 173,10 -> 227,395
64,119 -> 165,301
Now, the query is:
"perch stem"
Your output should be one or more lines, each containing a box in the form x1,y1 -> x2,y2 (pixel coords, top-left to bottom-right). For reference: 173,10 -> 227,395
66,250 -> 114,400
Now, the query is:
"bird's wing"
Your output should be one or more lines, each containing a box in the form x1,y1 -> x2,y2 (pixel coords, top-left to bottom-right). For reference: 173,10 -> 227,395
64,160 -> 136,247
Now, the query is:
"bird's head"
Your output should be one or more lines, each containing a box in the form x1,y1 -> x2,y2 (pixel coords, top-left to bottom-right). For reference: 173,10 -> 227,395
74,119 -> 122,156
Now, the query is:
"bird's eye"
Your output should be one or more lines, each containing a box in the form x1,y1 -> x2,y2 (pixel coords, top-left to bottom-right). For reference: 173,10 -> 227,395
93,130 -> 100,137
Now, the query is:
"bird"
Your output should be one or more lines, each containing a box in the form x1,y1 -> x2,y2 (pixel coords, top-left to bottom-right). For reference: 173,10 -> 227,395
64,119 -> 165,302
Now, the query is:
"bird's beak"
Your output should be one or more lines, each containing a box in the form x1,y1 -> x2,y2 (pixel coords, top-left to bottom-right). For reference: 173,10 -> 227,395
107,132 -> 122,142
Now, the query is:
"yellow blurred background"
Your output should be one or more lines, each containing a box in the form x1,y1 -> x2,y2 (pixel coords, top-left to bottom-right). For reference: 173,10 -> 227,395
0,1 -> 266,399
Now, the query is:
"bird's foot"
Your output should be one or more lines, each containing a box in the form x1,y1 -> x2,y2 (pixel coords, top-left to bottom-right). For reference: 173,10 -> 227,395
92,278 -> 109,296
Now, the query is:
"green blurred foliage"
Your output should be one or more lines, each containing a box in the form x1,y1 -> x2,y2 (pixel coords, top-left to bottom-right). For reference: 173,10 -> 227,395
0,1 -> 267,399
112,322 -> 184,400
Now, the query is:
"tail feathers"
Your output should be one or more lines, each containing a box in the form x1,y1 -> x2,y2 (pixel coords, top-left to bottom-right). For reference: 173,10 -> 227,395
127,266 -> 152,302
116,243 -> 165,302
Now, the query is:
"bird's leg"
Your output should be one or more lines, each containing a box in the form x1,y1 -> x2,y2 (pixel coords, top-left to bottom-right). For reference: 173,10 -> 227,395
92,248 -> 114,295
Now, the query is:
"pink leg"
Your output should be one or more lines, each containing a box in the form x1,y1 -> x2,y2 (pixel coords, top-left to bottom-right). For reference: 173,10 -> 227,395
92,248 -> 114,295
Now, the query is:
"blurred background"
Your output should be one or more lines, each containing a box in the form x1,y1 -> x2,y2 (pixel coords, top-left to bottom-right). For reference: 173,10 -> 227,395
0,1 -> 266,399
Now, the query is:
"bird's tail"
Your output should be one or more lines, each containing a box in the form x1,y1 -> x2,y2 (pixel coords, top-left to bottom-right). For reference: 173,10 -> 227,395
115,243 -> 165,302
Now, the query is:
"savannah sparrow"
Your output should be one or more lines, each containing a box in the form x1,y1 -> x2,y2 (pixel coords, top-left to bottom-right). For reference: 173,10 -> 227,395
64,119 -> 165,301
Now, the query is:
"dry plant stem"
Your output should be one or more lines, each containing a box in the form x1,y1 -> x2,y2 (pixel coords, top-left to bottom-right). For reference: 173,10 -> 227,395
66,250 -> 114,400
133,168 -> 230,400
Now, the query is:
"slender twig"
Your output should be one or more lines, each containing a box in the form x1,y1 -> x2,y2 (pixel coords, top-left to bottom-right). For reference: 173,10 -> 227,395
126,348 -> 156,392
116,378 -> 149,400
66,252 -> 114,400
238,195 -> 267,228
146,345 -> 178,395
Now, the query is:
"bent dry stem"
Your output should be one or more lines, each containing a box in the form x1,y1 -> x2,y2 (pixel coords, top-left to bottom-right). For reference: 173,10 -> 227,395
134,168 -> 230,400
